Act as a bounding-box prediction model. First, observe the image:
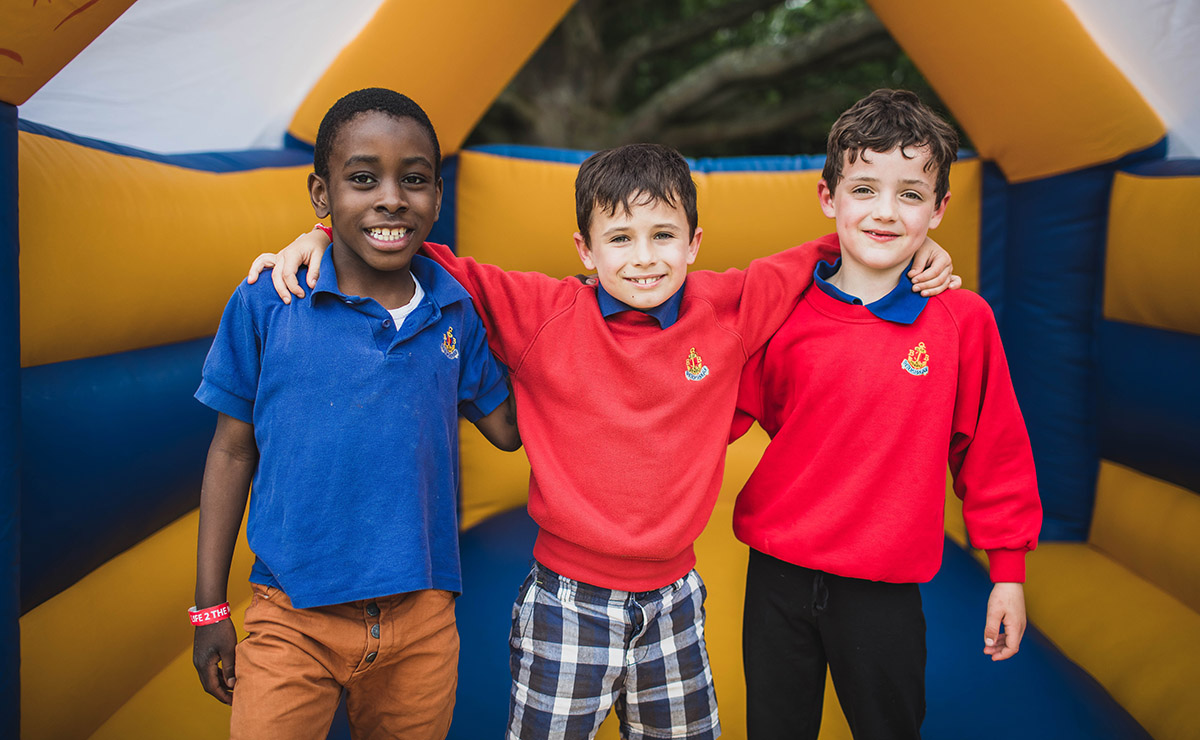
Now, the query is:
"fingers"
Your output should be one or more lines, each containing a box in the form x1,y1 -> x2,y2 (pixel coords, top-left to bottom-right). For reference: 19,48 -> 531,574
247,253 -> 278,285
949,274 -> 962,290
306,252 -> 321,289
912,262 -> 954,296
271,261 -> 295,305
983,611 -> 1002,657
195,651 -> 233,705
221,641 -> 238,695
991,612 -> 1026,662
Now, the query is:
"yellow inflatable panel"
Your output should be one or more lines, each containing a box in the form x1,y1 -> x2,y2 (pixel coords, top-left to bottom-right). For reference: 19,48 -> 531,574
455,151 -> 583,275
0,0 -> 136,106
1024,543 -> 1200,740
18,130 -> 320,367
89,596 -> 252,740
289,0 -> 573,155
869,1 -> 1163,182
1089,460 -> 1200,613
1104,171 -> 1200,335
20,508 -> 254,740
459,419 -> 532,531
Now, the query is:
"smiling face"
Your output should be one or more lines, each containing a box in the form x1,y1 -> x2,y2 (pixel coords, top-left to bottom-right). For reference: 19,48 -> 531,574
308,111 -> 443,280
819,145 -> 949,284
573,192 -> 702,310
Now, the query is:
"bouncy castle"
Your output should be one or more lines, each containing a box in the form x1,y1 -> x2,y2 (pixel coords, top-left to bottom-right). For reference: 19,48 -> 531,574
1,1 -> 1197,738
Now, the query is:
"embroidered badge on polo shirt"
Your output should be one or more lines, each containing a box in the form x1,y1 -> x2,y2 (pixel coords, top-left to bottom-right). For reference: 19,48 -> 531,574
441,327 -> 459,360
685,347 -> 709,381
902,342 -> 930,376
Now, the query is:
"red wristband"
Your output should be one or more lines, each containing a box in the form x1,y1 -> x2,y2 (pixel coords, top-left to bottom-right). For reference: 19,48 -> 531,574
314,223 -> 332,239
189,602 -> 231,626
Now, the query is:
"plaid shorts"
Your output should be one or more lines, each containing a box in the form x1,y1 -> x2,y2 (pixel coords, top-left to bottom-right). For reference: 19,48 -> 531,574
506,562 -> 720,740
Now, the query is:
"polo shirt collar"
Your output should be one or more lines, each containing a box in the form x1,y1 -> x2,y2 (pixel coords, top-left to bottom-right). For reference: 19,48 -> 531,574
595,281 -> 684,329
813,258 -> 927,324
311,246 -> 471,308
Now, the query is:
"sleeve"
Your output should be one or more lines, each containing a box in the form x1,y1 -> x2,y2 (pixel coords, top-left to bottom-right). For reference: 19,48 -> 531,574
195,285 -> 261,424
728,233 -> 841,357
729,343 -> 768,443
947,297 -> 1043,583
420,242 -> 577,372
454,300 -> 511,423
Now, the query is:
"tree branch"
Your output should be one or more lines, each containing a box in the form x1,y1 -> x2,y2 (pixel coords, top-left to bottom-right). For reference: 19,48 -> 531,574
659,88 -> 852,151
620,7 -> 887,142
597,0 -> 785,106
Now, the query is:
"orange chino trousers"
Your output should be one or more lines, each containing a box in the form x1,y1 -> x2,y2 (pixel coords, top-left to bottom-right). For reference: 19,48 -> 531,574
230,583 -> 459,740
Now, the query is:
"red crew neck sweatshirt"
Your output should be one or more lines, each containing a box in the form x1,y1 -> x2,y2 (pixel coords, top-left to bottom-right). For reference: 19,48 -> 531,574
422,236 -> 840,591
732,285 -> 1042,583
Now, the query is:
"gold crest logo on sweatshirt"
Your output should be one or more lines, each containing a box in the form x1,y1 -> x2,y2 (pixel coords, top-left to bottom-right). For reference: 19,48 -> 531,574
901,342 -> 929,376
685,347 -> 709,381
441,327 -> 459,360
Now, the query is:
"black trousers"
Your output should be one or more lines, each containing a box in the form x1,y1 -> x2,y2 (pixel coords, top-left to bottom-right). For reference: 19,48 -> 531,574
743,549 -> 926,740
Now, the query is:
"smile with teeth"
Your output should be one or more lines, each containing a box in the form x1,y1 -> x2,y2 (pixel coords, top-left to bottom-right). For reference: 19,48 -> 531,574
626,275 -> 664,286
367,227 -> 409,242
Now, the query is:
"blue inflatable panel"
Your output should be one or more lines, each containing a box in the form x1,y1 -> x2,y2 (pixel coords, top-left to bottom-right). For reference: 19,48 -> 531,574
1,100 -> 22,737
1098,320 -> 1200,494
19,120 -> 313,173
1121,157 -> 1200,177
922,542 -> 1152,739
449,507 -> 538,738
469,143 -> 595,165
20,337 -> 215,612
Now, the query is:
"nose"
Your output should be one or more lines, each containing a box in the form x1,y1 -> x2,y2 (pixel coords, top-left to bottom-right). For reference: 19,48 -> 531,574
632,236 -> 655,265
375,180 -> 407,214
873,195 -> 897,221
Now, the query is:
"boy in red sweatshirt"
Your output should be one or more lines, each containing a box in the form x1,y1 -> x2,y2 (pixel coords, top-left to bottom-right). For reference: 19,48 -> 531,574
730,89 -> 1042,740
250,142 -> 957,740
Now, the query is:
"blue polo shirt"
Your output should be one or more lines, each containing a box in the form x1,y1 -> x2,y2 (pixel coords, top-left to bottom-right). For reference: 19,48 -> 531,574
814,258 -> 928,324
196,249 -> 509,608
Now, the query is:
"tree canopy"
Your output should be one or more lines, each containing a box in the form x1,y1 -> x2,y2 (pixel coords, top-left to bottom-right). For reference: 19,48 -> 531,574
466,0 -> 965,157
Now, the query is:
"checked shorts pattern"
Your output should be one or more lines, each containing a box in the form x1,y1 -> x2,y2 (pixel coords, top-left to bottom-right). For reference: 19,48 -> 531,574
506,562 -> 721,740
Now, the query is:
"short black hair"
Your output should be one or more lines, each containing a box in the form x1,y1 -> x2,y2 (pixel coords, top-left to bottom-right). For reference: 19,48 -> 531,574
822,88 -> 958,203
313,88 -> 441,181
574,143 -> 698,244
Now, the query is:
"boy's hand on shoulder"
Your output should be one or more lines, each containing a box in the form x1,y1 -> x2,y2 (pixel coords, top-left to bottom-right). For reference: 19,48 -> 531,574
908,236 -> 962,296
246,226 -> 332,304
983,582 -> 1026,661
193,619 -> 238,704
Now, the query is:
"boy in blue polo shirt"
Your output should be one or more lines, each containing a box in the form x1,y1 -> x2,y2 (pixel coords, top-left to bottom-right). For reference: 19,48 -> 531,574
190,88 -> 520,740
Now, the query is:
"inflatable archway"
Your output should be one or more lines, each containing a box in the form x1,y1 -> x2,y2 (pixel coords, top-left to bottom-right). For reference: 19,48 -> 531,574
2,1 -> 1197,738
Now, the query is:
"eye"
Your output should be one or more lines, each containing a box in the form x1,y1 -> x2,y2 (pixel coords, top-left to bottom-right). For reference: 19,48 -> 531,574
850,185 -> 874,196
654,231 -> 676,240
901,190 -> 926,202
402,174 -> 428,186
350,173 -> 375,185
609,234 -> 630,244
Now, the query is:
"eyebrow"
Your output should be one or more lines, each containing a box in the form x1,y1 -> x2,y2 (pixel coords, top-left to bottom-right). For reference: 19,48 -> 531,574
342,154 -> 434,169
847,175 -> 932,188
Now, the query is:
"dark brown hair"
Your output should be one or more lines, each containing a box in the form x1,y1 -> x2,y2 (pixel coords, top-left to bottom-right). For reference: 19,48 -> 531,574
822,89 -> 958,202
574,143 -> 698,244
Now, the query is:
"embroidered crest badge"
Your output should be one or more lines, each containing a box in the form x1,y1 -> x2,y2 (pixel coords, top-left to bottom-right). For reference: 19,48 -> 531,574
685,347 -> 709,381
901,341 -> 930,376
441,327 -> 459,360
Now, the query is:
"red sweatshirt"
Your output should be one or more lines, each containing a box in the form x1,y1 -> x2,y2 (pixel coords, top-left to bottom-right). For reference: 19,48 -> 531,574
423,237 -> 840,591
732,285 -> 1041,583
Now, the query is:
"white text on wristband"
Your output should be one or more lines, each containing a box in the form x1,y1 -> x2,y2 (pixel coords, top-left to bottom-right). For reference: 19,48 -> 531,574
189,602 -> 231,626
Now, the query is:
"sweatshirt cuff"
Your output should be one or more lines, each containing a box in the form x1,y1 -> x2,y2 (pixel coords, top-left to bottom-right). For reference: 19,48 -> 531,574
986,548 -> 1027,583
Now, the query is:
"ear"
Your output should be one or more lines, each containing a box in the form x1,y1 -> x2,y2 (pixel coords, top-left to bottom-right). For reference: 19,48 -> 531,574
817,179 -> 836,219
573,232 -> 596,271
434,176 -> 444,220
928,191 -> 951,229
685,226 -> 703,266
309,173 -> 330,219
